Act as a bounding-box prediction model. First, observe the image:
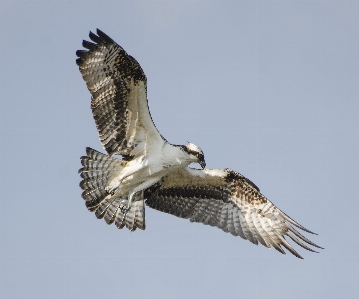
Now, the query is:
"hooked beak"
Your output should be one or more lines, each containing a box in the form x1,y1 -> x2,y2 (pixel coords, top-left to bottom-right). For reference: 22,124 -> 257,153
199,159 -> 206,169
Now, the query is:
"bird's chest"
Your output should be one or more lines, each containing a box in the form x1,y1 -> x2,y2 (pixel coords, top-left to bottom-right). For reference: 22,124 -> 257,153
137,152 -> 187,179
143,156 -> 183,177
119,147 -> 188,193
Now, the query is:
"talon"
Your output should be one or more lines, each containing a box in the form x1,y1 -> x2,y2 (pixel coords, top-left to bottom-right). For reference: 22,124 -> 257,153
119,199 -> 130,214
120,206 -> 130,214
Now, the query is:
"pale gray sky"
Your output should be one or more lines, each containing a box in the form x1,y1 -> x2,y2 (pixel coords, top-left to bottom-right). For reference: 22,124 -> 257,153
1,1 -> 359,298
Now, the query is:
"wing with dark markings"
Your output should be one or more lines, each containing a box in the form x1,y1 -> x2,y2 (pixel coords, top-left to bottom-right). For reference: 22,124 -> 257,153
145,167 -> 322,259
76,29 -> 164,156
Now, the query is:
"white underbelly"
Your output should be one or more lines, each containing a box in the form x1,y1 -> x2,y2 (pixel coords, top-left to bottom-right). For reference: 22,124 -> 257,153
107,146 -> 190,197
116,162 -> 184,196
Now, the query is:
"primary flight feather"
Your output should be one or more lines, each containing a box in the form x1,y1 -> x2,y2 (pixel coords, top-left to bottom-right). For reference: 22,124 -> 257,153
77,29 -> 322,259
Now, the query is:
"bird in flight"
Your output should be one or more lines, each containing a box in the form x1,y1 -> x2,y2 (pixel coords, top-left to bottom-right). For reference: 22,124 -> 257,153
76,29 -> 322,259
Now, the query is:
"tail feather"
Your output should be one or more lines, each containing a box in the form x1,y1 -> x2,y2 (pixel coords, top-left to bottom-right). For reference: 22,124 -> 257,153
125,206 -> 136,231
134,200 -> 146,229
95,196 -> 116,219
80,168 -> 114,180
82,187 -> 107,202
79,147 -> 146,231
113,198 -> 146,231
115,208 -> 127,229
80,176 -> 109,191
104,197 -> 122,225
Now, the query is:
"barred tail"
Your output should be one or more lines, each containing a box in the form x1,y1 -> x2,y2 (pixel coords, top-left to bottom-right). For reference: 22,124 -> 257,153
79,147 -> 146,231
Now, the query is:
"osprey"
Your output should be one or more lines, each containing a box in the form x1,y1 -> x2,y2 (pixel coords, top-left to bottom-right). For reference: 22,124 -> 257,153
76,29 -> 322,259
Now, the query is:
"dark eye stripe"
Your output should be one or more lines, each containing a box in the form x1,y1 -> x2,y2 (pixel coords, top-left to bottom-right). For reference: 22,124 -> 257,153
183,146 -> 204,158
197,154 -> 204,160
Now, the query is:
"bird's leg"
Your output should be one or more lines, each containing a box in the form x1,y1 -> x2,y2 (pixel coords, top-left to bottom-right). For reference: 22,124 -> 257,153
120,176 -> 162,214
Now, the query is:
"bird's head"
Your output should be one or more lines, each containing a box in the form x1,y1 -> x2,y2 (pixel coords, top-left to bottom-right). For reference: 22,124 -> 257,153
182,142 -> 206,169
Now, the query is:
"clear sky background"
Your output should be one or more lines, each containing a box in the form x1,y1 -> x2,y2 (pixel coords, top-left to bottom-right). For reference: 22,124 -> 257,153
1,1 -> 358,298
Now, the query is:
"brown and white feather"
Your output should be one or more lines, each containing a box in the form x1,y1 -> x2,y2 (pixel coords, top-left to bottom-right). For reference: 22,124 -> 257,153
79,147 -> 145,231
77,30 -> 321,258
76,29 -> 163,157
145,168 -> 322,258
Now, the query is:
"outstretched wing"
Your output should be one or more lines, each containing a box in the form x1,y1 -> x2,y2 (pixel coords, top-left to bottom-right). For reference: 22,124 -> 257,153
145,168 -> 322,258
76,29 -> 164,157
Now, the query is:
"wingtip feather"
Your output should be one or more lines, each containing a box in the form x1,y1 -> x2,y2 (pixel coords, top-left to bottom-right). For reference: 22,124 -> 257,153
286,232 -> 319,253
76,50 -> 88,58
279,209 -> 317,234
82,40 -> 97,51
75,58 -> 83,66
89,30 -> 102,44
286,224 -> 323,249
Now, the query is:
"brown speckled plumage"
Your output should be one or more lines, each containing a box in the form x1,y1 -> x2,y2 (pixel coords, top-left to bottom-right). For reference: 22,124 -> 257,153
145,168 -> 322,259
76,29 -> 162,156
77,29 -> 322,258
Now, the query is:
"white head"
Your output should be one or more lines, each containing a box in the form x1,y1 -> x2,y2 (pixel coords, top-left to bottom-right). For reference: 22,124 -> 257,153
182,142 -> 206,169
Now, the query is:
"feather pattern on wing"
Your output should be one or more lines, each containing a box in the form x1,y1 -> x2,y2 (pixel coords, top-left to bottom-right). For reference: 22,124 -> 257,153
145,168 -> 322,259
76,29 -> 164,156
